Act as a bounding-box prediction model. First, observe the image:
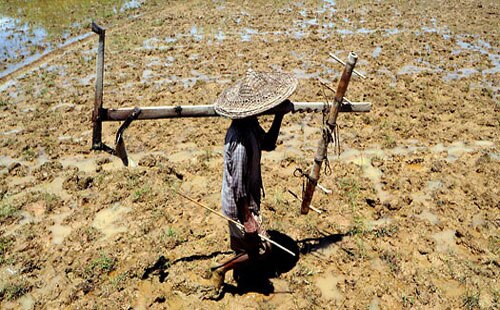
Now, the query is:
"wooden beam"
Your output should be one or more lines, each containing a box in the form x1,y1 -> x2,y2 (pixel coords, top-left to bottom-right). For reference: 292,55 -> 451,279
102,101 -> 371,122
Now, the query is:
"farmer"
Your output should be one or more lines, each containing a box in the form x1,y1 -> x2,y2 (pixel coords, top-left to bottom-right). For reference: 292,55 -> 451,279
207,69 -> 298,298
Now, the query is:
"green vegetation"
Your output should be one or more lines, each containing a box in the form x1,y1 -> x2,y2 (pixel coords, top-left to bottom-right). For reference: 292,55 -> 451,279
0,197 -> 20,221
348,215 -> 365,236
462,291 -> 480,310
133,185 -> 152,202
373,225 -> 398,238
165,227 -> 176,238
42,192 -> 61,212
382,133 -> 397,148
0,0 -> 137,38
21,147 -> 37,161
401,294 -> 415,308
381,251 -> 400,274
0,282 -> 29,301
339,178 -> 360,212
86,253 -> 116,275
109,271 -> 128,289
0,236 -> 13,265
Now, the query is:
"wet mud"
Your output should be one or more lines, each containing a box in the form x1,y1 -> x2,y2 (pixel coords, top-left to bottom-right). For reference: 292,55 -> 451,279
0,0 -> 498,309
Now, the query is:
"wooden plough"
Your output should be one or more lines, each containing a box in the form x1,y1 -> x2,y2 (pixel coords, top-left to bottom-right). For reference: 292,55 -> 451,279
89,22 -> 370,213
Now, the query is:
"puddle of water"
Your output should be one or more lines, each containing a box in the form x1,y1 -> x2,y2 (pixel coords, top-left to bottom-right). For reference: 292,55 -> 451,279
445,141 -> 474,162
48,211 -> 73,245
432,230 -> 457,253
443,68 -> 479,81
241,28 -> 258,42
333,140 -> 494,202
368,297 -> 380,310
416,210 -> 440,225
397,65 -> 427,75
339,148 -> 389,202
411,191 -> 431,205
92,203 -> 131,239
427,180 -> 443,191
34,176 -> 72,201
471,213 -> 485,229
2,128 -> 23,135
190,25 -> 204,42
18,294 -> 36,310
0,155 -> 18,167
451,36 -> 500,76
372,46 -> 382,58
292,68 -> 319,80
315,271 -> 343,301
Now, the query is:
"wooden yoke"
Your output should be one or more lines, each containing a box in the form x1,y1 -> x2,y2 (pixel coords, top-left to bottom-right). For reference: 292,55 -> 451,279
300,52 -> 358,214
89,23 -> 370,166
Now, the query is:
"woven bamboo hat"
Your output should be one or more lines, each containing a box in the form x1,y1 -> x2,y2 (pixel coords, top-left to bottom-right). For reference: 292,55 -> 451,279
214,69 -> 298,119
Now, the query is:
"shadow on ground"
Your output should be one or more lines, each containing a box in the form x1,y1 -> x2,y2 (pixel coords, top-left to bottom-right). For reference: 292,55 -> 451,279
141,229 -> 346,297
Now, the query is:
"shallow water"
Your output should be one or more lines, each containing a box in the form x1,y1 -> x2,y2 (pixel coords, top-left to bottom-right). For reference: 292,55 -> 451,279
0,0 -> 144,78
92,203 -> 131,239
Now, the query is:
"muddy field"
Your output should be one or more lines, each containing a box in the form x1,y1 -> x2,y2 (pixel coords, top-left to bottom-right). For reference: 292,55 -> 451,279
0,0 -> 499,309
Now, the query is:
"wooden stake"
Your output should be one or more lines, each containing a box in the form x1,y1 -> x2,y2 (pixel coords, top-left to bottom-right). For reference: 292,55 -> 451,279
91,22 -> 105,150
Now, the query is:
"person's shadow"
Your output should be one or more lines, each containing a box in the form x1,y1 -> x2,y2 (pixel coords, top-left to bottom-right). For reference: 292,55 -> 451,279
224,229 -> 346,296
142,229 -> 346,298
224,230 -> 301,296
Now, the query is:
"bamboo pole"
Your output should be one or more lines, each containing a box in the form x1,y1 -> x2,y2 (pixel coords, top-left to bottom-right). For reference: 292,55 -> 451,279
329,53 -> 366,79
287,189 -> 322,214
102,101 -> 371,122
300,52 -> 358,214
175,191 -> 296,257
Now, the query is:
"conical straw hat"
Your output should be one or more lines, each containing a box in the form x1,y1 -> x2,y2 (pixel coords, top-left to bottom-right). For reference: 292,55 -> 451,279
214,69 -> 298,119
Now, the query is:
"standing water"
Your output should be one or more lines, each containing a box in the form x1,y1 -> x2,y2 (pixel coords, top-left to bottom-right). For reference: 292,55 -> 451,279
0,0 -> 145,79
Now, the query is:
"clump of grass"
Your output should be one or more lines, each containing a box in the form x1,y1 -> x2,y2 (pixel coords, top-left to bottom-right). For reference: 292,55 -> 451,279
382,133 -> 397,148
0,199 -> 20,221
381,251 -> 400,274
348,215 -> 365,236
462,291 -> 480,309
42,192 -> 61,212
21,146 -> 36,161
401,294 -> 415,308
373,225 -> 398,238
0,236 -> 13,264
339,178 -> 360,212
165,227 -> 176,238
109,271 -> 128,290
133,185 -> 151,202
0,282 -> 29,301
86,253 -> 116,275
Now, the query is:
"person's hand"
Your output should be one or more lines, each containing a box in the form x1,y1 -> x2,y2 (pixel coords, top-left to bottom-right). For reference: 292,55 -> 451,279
268,100 -> 293,116
243,212 -> 258,234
